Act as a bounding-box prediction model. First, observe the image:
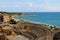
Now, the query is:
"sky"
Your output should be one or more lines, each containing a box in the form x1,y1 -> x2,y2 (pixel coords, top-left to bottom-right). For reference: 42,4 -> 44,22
0,0 -> 60,12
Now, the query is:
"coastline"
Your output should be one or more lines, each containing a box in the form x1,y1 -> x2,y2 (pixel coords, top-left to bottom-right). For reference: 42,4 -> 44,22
16,19 -> 59,28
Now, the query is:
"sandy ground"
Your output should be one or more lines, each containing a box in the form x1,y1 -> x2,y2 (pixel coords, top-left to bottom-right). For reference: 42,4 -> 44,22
9,35 -> 29,40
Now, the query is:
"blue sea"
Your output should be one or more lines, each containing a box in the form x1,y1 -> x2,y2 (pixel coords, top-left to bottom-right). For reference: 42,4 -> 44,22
16,12 -> 60,27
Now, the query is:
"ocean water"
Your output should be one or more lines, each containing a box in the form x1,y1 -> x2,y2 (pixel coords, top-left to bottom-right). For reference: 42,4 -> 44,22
16,12 -> 60,27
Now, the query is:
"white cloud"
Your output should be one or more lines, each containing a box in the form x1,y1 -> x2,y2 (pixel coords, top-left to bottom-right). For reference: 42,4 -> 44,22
28,3 -> 33,7
47,4 -> 60,11
17,2 -> 33,7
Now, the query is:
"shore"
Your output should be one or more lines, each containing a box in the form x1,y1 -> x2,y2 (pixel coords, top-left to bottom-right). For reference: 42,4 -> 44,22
16,19 -> 58,28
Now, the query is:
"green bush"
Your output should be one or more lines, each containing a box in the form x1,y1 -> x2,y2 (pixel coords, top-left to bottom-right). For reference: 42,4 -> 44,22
9,19 -> 16,24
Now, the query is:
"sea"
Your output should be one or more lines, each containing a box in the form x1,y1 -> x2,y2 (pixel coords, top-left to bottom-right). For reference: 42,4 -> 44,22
16,12 -> 60,27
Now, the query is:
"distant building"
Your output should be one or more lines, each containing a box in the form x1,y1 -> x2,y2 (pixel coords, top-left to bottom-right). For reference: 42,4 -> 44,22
3,14 -> 11,22
0,14 -> 3,22
0,13 -> 11,23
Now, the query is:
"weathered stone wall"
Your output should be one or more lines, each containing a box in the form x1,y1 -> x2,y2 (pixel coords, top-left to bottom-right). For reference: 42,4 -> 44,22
3,14 -> 11,22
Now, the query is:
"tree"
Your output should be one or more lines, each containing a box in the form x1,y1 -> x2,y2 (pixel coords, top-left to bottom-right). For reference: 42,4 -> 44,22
9,19 -> 16,24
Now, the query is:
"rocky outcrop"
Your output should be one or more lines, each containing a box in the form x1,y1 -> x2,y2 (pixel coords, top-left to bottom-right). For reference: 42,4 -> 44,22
0,21 -> 59,40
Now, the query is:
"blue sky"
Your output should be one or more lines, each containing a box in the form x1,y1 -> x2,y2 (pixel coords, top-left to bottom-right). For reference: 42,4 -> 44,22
0,0 -> 60,12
